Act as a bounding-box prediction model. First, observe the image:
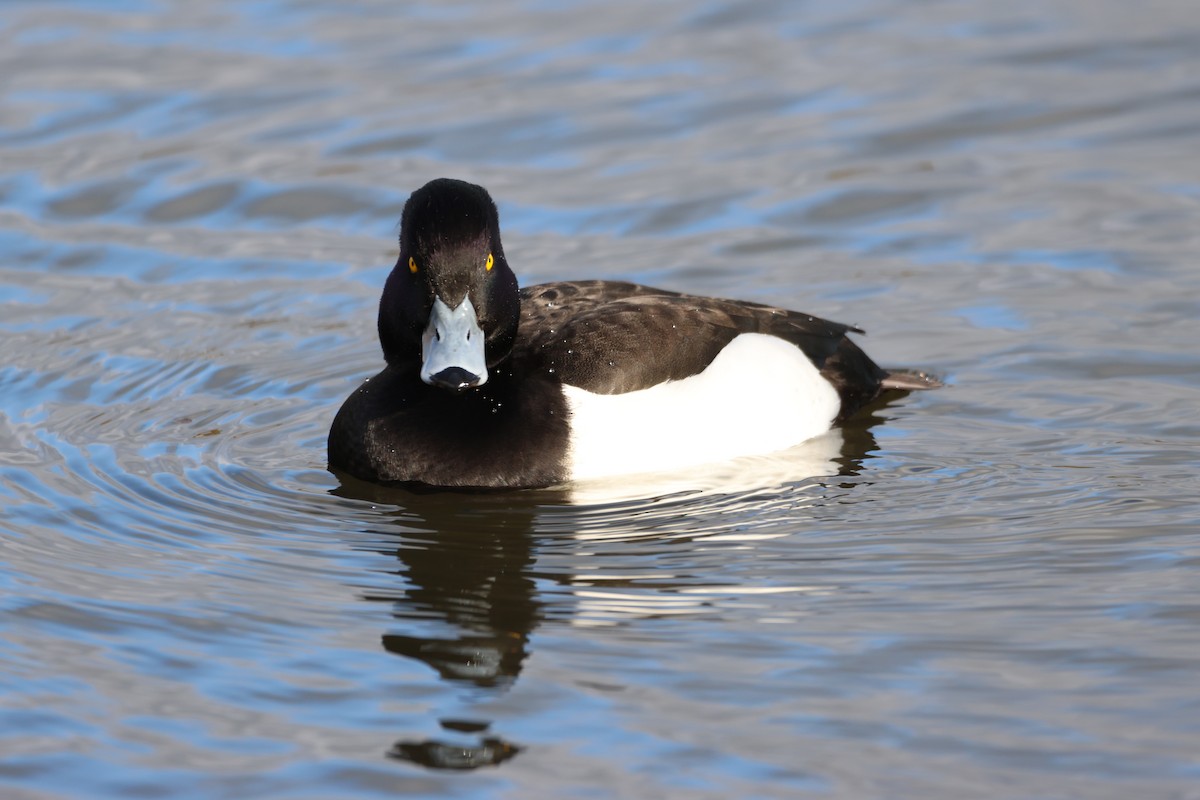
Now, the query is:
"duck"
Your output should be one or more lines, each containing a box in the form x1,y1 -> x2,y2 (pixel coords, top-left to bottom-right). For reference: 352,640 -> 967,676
328,178 -> 939,489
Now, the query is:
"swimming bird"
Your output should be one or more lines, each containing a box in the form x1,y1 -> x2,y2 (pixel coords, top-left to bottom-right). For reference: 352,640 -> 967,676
328,178 -> 938,489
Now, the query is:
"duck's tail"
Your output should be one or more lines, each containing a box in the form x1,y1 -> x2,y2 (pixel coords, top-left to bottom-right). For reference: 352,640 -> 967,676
881,369 -> 944,391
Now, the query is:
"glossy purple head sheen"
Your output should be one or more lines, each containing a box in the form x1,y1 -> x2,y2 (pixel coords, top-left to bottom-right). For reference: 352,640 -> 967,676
377,179 -> 521,387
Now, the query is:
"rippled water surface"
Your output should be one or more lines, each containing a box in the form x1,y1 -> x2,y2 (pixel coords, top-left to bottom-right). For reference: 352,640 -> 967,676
4,0 -> 1200,797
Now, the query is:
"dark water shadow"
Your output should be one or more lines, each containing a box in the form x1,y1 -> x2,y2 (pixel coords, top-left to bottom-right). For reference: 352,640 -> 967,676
835,393 -> 908,479
332,479 -> 556,769
329,401 -> 903,770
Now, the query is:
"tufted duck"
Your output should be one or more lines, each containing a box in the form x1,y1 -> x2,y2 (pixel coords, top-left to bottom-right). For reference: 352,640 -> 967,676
328,178 -> 939,489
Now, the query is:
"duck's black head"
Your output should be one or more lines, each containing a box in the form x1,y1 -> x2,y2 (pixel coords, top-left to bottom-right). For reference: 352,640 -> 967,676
378,179 -> 520,392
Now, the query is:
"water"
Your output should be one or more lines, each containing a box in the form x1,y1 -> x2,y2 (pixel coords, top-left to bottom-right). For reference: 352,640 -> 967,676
3,0 -> 1200,796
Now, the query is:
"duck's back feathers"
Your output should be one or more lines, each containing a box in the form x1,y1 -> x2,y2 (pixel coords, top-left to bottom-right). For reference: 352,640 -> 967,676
517,280 -> 887,418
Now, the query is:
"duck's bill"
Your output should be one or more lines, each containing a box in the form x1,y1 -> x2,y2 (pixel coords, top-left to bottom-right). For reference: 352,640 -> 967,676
421,296 -> 488,391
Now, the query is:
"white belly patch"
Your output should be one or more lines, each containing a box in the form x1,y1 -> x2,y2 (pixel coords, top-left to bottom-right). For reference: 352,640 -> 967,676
562,333 -> 841,481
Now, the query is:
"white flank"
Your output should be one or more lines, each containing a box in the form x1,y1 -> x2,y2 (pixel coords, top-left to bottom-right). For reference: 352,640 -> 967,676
562,333 -> 841,481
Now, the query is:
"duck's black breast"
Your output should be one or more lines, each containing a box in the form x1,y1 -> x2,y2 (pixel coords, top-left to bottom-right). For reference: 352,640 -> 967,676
515,280 -> 887,415
327,363 -> 572,489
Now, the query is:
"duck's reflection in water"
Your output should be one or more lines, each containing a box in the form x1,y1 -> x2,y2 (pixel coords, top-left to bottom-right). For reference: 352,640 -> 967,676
334,479 -> 549,769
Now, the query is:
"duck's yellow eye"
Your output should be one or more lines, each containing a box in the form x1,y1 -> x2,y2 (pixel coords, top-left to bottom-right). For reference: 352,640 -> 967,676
408,256 -> 418,274
486,253 -> 494,272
